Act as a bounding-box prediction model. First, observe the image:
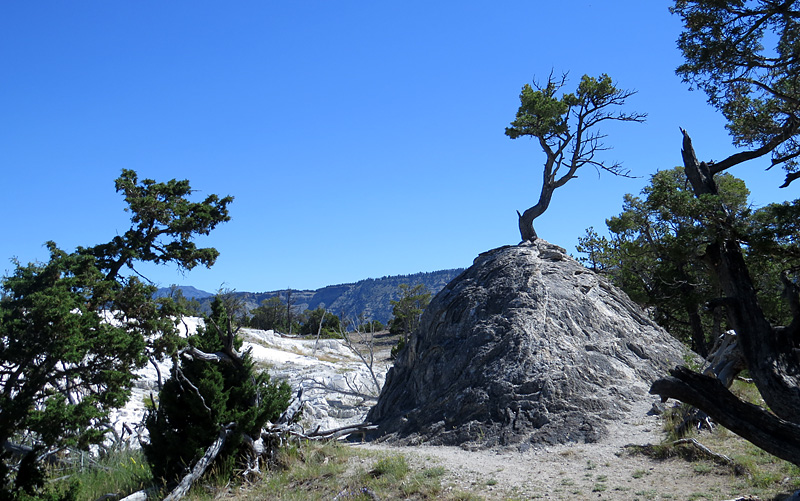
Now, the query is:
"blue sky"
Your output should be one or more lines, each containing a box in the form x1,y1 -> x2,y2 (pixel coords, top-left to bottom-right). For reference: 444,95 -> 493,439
1,1 -> 796,293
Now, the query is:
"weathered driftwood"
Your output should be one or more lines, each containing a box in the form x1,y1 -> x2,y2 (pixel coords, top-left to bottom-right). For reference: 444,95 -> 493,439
118,487 -> 158,501
672,438 -> 741,473
268,422 -> 378,441
278,387 -> 303,425
651,366 -> 800,465
702,330 -> 745,388
162,424 -> 233,501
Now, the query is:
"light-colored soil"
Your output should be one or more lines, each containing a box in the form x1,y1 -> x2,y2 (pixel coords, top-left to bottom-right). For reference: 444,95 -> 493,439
350,397 -> 789,500
228,329 -> 795,500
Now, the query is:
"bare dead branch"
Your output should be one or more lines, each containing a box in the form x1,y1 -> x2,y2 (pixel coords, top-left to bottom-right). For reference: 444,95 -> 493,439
162,423 -> 234,501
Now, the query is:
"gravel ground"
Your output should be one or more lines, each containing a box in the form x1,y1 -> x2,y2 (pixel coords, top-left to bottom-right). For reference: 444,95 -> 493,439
351,397 -> 782,501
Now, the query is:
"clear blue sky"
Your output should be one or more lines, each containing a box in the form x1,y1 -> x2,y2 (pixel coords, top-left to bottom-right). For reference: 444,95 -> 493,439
1,1 -> 796,293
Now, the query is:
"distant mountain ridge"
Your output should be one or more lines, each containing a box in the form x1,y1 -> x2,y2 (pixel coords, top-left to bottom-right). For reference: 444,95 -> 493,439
157,269 -> 465,325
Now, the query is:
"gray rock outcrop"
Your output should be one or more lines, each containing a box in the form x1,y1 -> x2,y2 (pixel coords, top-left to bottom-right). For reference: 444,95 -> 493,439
366,240 -> 689,449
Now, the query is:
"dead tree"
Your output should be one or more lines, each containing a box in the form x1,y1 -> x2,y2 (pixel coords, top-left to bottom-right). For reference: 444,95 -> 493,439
651,130 -> 800,466
305,316 -> 384,406
340,317 -> 382,396
648,0 -> 800,466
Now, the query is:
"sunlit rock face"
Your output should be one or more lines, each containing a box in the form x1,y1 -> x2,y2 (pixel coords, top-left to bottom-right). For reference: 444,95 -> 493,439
367,240 -> 689,450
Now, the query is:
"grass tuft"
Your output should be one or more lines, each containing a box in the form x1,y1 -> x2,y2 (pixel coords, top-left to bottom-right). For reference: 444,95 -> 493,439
625,380 -> 800,500
368,454 -> 409,479
47,447 -> 155,500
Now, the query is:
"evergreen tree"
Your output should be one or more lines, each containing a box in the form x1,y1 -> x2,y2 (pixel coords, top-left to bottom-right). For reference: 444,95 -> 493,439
300,307 -> 341,337
389,283 -> 431,344
144,295 -> 291,482
0,171 -> 231,497
505,74 -> 645,241
577,167 -> 751,356
248,296 -> 288,332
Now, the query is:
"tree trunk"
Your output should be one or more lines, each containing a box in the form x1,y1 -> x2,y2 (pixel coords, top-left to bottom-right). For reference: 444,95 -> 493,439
679,130 -> 800,421
518,180 -> 555,242
702,240 -> 800,420
651,130 -> 800,465
517,209 -> 538,242
687,305 -> 709,358
651,367 -> 800,466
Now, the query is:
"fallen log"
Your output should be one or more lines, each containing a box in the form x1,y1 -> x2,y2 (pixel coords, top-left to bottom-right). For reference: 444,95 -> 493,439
651,366 -> 800,466
672,438 -> 748,476
265,421 -> 377,441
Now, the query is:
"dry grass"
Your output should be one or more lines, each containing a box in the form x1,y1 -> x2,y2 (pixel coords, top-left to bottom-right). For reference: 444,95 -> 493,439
626,378 -> 800,500
178,439 -> 472,500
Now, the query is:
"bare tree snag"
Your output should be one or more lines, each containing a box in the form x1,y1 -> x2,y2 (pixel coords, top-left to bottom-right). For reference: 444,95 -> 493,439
651,129 -> 800,466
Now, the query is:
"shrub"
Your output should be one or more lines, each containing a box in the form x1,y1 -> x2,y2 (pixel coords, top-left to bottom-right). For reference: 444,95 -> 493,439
144,296 -> 291,482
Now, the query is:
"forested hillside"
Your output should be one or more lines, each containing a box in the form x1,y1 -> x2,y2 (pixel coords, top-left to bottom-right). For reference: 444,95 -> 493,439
158,268 -> 464,325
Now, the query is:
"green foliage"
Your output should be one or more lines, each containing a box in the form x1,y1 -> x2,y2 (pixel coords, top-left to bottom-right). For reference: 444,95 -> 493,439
390,336 -> 406,360
358,319 -> 384,333
577,167 -> 752,355
82,169 -> 233,279
505,79 -> 569,139
743,200 -> 800,326
672,0 -> 800,183
578,166 -> 800,355
164,286 -> 203,317
506,74 -> 632,141
300,307 -> 341,337
0,170 -> 231,498
144,295 -> 291,483
1,247 -> 147,447
248,296 -> 291,332
388,283 -> 431,341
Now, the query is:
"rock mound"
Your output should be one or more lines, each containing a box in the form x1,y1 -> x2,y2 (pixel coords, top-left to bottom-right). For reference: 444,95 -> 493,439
366,240 -> 689,449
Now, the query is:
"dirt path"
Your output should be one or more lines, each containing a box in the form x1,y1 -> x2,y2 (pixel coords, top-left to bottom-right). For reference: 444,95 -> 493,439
351,398 -> 770,500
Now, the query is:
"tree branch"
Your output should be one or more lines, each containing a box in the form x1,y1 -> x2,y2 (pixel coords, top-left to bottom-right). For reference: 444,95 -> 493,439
780,170 -> 800,188
710,118 -> 799,174
651,366 -> 800,466
162,423 -> 234,501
